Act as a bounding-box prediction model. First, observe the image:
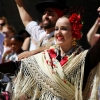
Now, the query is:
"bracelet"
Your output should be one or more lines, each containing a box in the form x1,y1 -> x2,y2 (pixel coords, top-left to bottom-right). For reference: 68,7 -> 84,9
3,53 -> 7,58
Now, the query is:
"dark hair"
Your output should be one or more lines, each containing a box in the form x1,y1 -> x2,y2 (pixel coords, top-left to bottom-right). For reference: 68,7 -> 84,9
11,35 -> 24,43
18,29 -> 30,37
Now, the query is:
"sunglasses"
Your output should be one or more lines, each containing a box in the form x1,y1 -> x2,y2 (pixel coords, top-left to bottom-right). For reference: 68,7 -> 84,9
0,23 -> 5,26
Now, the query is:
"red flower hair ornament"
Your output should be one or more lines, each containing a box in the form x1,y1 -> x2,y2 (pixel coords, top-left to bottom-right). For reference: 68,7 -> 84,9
69,13 -> 83,40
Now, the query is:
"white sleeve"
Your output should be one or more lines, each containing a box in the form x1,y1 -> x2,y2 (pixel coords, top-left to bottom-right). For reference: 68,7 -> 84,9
25,21 -> 46,42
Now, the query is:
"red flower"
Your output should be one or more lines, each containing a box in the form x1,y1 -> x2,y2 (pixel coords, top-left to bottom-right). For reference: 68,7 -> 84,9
69,13 -> 83,40
48,49 -> 68,67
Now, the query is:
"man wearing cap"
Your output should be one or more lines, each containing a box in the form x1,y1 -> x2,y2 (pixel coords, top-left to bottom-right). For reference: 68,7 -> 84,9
15,0 -> 68,60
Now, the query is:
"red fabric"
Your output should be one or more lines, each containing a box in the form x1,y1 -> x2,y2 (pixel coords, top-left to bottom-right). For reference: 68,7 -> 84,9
51,8 -> 64,17
48,49 -> 68,66
2,92 -> 10,100
60,56 -> 68,66
48,49 -> 56,58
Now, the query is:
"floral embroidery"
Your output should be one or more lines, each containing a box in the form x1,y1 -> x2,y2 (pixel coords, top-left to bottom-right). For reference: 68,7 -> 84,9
48,49 -> 56,58
47,48 -> 68,66
52,70 -> 55,74
63,80 -> 66,83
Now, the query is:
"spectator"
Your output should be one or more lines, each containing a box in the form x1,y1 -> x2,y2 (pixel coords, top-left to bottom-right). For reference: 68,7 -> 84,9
15,0 -> 68,59
2,24 -> 16,39
2,35 -> 24,62
22,21 -> 45,51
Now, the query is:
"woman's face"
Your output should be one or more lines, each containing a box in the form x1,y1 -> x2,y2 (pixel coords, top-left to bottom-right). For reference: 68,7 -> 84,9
2,27 -> 14,38
54,17 -> 73,47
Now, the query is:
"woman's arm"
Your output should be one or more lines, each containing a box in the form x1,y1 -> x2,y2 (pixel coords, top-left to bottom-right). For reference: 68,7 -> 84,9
83,38 -> 100,89
22,37 -> 31,51
87,7 -> 100,46
87,18 -> 100,46
85,38 -> 100,69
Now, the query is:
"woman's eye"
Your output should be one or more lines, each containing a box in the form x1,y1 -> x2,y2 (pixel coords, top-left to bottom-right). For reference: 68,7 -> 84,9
62,27 -> 67,30
55,28 -> 58,31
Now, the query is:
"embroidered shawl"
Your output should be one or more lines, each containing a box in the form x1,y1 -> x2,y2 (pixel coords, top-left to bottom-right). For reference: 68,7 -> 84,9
11,45 -> 99,100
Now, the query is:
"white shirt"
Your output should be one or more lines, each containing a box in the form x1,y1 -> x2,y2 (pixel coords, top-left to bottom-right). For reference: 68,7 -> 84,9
29,39 -> 36,51
5,52 -> 18,62
25,21 -> 55,50
0,32 -> 5,63
9,53 -> 18,61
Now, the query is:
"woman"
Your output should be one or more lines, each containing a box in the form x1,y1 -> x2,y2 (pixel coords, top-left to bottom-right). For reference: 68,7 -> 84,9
0,13 -> 100,100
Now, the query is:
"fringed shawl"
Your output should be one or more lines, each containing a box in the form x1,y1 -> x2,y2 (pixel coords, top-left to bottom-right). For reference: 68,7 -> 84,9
11,45 -> 99,100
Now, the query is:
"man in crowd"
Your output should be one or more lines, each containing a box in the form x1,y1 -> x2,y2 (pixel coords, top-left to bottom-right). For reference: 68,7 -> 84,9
15,0 -> 68,60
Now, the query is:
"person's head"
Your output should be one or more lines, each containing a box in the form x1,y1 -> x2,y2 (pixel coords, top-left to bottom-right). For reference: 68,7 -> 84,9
54,13 -> 83,49
2,24 -> 16,39
35,0 -> 68,30
18,29 -> 30,40
10,35 -> 24,54
0,17 -> 7,31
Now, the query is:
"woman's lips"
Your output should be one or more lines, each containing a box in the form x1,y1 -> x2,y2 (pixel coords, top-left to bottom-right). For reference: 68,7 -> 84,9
57,36 -> 64,41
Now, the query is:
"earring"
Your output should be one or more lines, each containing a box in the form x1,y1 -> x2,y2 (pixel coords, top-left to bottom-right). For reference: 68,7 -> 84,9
72,38 -> 77,47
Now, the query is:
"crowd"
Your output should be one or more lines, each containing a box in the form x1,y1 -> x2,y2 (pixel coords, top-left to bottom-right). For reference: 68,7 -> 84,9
0,0 -> 100,100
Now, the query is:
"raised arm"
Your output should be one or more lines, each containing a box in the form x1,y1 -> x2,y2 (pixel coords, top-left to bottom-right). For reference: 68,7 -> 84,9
85,38 -> 100,70
87,7 -> 100,46
83,38 -> 100,90
87,18 -> 100,46
15,0 -> 33,26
